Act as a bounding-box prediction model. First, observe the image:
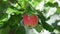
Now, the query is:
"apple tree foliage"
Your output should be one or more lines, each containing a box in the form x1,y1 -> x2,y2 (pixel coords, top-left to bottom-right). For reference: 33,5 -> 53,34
0,0 -> 60,34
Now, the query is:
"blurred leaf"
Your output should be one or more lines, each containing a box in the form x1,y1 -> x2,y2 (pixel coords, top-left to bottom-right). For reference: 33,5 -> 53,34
17,0 -> 27,9
17,0 -> 41,9
37,11 -> 54,32
7,14 -> 22,28
0,0 -> 8,13
8,0 -> 16,3
17,0 -> 36,15
56,26 -> 60,31
0,13 -> 8,28
44,2 -> 54,7
17,0 -> 32,10
52,20 -> 60,31
42,22 -> 54,32
0,13 -> 8,21
8,15 -> 25,34
56,7 -> 60,14
15,25 -> 26,34
37,10 -> 46,21
44,2 -> 58,7
6,7 -> 23,15
3,0 -> 7,2
28,0 -> 32,2
46,16 -> 50,21
53,2 -> 58,7
32,0 -> 42,7
0,26 -> 10,34
9,24 -> 18,34
35,25 -> 43,33
51,32 -> 55,34
49,0 -> 54,3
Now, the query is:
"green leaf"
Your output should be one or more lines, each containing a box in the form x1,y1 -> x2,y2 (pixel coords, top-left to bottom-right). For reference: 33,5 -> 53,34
0,26 -> 10,34
15,25 -> 26,34
8,16 -> 26,34
42,22 -> 54,32
44,2 -> 54,7
8,0 -> 16,3
32,0 -> 42,7
0,13 -> 8,28
0,13 -> 8,21
6,7 -> 23,15
8,24 -> 18,34
44,2 -> 58,7
56,7 -> 60,14
17,0 -> 27,9
3,0 -> 7,2
52,20 -> 60,31
0,0 -> 8,13
18,0 -> 42,9
37,11 -> 54,32
28,0 -> 32,2
7,14 -> 22,28
37,10 -> 46,21
35,25 -> 43,33
53,2 -> 58,7
49,0 -> 54,3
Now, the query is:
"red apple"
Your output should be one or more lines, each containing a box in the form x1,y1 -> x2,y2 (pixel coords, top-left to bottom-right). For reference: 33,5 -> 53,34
23,14 -> 38,28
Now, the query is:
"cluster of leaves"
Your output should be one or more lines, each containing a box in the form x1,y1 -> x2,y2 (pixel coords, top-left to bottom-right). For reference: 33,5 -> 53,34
0,0 -> 60,34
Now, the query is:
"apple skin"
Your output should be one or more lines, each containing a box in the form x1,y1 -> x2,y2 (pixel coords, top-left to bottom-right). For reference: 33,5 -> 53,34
23,14 -> 38,28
